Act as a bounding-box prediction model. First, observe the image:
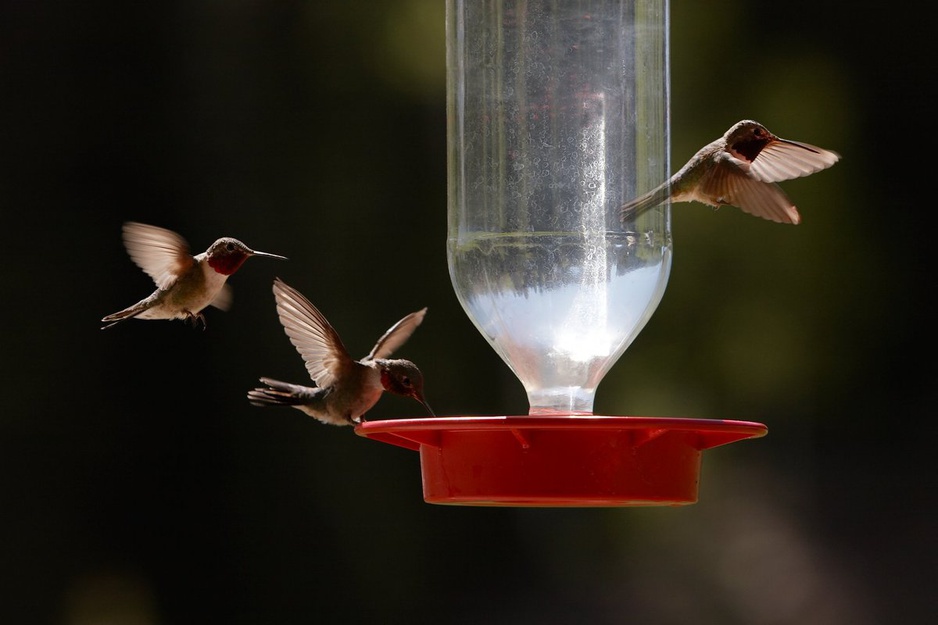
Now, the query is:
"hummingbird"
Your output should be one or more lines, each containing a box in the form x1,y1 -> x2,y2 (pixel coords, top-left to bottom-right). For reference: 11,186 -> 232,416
247,278 -> 434,426
101,222 -> 287,329
620,120 -> 840,225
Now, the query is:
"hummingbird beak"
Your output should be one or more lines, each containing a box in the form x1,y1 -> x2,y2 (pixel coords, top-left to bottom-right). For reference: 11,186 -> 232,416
250,249 -> 288,261
777,138 -> 821,154
414,393 -> 435,417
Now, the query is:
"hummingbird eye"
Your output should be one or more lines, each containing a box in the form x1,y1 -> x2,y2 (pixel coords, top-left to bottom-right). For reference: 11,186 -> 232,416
401,376 -> 412,387
226,242 -> 235,252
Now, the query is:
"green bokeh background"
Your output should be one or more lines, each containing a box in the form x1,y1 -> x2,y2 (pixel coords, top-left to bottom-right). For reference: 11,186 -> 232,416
1,1 -> 933,623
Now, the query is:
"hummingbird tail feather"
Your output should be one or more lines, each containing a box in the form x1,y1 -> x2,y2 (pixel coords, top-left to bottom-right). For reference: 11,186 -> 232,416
248,377 -> 318,407
619,184 -> 671,223
100,292 -> 161,330
100,305 -> 145,329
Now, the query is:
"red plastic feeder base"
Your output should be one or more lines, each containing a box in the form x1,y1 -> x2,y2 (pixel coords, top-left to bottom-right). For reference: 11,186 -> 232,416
355,416 -> 767,507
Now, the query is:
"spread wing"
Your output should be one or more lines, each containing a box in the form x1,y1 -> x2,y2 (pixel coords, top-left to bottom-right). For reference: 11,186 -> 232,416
272,278 -> 353,389
749,140 -> 840,183
122,222 -> 194,289
365,308 -> 427,362
699,167 -> 801,224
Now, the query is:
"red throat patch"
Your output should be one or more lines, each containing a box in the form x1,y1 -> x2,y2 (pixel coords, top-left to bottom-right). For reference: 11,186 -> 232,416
208,252 -> 249,275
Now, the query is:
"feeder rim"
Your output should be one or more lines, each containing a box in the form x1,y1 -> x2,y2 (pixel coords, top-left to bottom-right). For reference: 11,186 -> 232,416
358,415 -> 767,434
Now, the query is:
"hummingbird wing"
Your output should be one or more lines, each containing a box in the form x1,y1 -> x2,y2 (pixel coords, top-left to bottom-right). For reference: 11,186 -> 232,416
748,139 -> 840,183
365,308 -> 428,362
700,167 -> 801,224
122,222 -> 195,289
272,278 -> 353,389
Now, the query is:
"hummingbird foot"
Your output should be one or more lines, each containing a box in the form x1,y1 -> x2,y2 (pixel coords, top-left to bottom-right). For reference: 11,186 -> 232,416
183,310 -> 207,330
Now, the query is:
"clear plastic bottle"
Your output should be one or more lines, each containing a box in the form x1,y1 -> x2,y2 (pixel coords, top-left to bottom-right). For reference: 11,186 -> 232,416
446,0 -> 671,415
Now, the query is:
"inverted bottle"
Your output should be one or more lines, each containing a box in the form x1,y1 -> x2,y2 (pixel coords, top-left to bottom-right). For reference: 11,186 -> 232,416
446,0 -> 672,415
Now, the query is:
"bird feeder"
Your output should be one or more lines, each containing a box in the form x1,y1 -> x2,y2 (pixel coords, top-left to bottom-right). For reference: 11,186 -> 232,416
356,0 -> 766,506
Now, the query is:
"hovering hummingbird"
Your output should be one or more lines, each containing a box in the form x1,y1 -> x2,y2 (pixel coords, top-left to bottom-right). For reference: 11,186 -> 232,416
620,120 -> 840,225
248,278 -> 433,426
101,222 -> 287,329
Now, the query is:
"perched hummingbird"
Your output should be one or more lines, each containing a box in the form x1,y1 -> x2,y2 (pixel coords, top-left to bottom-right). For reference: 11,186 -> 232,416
101,222 -> 287,329
620,120 -> 840,225
248,278 -> 433,426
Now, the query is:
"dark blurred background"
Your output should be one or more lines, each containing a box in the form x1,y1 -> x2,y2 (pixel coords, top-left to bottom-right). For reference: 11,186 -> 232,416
1,1 -> 933,623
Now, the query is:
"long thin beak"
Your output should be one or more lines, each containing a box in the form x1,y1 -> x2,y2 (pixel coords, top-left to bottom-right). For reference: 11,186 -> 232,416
250,250 -> 288,261
777,137 -> 821,154
415,394 -> 435,417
